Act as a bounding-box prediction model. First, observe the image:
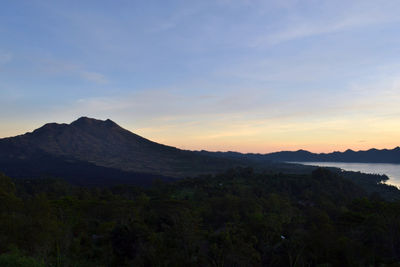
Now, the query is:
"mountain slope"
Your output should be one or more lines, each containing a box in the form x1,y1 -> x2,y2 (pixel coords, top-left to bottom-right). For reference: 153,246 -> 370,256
0,117 -> 247,178
0,150 -> 176,187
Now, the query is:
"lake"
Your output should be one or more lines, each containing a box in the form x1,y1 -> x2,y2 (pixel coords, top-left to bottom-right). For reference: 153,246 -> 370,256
292,162 -> 400,188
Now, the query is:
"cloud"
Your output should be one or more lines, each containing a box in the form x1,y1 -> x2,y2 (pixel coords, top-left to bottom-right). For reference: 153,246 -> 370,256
37,58 -> 108,84
251,1 -> 400,47
80,71 -> 108,84
6,69 -> 400,152
253,17 -> 380,47
48,59 -> 400,137
216,0 -> 298,9
67,86 -> 274,122
0,51 -> 12,65
348,70 -> 400,112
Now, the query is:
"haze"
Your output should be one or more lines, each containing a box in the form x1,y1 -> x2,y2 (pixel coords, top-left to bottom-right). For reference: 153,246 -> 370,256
1,0 -> 400,153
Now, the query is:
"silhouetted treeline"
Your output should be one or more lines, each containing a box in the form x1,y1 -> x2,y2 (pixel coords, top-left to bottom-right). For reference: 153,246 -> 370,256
1,168 -> 400,266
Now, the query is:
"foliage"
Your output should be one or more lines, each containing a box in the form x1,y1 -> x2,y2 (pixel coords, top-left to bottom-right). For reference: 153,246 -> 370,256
1,169 -> 400,266
0,252 -> 44,267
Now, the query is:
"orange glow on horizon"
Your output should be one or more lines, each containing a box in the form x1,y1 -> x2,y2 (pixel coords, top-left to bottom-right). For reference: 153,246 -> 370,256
1,115 -> 399,155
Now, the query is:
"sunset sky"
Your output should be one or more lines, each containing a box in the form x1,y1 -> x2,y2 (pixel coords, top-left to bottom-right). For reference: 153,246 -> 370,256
1,0 -> 400,153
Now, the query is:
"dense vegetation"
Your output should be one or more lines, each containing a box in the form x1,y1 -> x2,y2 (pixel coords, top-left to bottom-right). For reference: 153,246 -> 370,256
1,168 -> 400,266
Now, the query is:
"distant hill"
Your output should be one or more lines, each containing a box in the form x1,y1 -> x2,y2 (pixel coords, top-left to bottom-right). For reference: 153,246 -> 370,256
198,147 -> 400,163
198,147 -> 400,164
251,148 -> 400,163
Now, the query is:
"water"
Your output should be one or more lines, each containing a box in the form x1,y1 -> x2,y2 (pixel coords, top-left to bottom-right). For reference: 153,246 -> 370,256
292,162 -> 400,187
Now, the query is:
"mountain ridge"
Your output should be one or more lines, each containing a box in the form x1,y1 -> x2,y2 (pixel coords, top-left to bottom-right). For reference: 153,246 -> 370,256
198,146 -> 400,164
0,117 -> 250,180
1,117 -> 398,186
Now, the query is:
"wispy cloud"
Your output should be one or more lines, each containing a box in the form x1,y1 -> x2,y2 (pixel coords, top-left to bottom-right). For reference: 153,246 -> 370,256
37,58 -> 108,84
80,71 -> 108,84
253,15 -> 391,47
0,51 -> 12,65
348,69 -> 400,111
250,1 -> 400,47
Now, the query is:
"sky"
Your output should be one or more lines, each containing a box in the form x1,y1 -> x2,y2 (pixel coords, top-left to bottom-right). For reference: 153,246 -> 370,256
1,0 -> 400,153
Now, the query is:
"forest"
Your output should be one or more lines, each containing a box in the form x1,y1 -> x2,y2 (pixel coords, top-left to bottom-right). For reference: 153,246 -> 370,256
1,167 -> 400,266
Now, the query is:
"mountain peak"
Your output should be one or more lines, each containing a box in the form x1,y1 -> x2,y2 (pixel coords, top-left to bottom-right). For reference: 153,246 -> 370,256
71,117 -> 118,128
72,116 -> 105,124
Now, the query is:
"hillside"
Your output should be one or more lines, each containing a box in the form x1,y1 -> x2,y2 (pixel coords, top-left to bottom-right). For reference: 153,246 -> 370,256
0,117 -> 253,180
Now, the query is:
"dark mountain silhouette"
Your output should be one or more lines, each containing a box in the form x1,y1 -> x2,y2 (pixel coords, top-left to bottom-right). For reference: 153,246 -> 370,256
0,117 -> 250,183
1,117 -> 397,186
198,147 -> 400,164
261,147 -> 400,163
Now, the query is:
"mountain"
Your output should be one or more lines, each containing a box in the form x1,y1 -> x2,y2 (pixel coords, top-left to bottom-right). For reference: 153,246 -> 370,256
0,117 -> 252,184
198,147 -> 400,164
2,117 -> 395,186
262,147 -> 400,163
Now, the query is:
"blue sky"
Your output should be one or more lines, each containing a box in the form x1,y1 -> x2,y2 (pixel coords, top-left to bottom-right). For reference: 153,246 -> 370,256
1,0 -> 400,152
